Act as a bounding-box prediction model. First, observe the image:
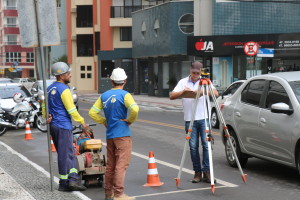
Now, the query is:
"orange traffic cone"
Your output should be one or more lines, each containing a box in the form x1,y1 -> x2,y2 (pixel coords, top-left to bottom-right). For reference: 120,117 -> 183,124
144,151 -> 164,187
50,137 -> 56,152
24,121 -> 33,140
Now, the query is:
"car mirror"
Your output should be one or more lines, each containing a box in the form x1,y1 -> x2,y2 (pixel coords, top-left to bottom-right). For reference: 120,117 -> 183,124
271,102 -> 293,115
31,88 -> 38,94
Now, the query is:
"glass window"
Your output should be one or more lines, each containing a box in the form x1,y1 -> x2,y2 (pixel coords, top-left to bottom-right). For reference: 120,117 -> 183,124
6,18 -> 17,27
101,61 -> 114,78
81,66 -> 85,71
289,80 -> 300,104
87,66 -> 92,71
56,0 -> 61,8
265,81 -> 290,109
178,14 -> 194,34
7,35 -> 18,45
223,82 -> 243,96
120,27 -> 132,41
241,80 -> 265,106
6,52 -> 21,63
26,52 -> 34,63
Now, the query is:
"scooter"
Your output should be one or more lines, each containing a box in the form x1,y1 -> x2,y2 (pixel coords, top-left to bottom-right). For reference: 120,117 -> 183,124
0,96 -> 47,136
72,124 -> 106,188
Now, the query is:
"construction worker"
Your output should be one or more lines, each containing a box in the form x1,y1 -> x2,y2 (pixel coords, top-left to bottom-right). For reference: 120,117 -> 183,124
44,62 -> 92,191
89,67 -> 139,200
169,61 -> 218,183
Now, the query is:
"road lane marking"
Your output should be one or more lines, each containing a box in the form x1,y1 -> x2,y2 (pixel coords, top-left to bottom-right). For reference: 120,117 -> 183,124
0,141 -> 91,200
81,107 -> 220,136
102,142 -> 237,188
133,186 -> 228,198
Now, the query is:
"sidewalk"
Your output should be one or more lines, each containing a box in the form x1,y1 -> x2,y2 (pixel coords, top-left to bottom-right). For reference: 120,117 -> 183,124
77,91 -> 183,112
0,141 -> 89,200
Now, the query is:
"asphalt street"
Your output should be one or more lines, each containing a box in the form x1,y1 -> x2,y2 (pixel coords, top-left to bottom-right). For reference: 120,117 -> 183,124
0,98 -> 300,200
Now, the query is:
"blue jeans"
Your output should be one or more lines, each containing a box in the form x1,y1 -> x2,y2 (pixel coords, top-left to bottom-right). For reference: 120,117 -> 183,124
185,120 -> 209,172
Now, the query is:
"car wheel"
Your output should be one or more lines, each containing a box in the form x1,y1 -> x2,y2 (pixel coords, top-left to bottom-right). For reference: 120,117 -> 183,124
211,109 -> 219,129
35,114 -> 47,132
225,129 -> 248,168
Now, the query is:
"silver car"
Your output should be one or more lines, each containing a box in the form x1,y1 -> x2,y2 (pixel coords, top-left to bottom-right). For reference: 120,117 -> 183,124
221,71 -> 300,173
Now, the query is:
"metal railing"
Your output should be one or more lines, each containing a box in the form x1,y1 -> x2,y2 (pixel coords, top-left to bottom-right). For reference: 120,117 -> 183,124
111,6 -> 153,18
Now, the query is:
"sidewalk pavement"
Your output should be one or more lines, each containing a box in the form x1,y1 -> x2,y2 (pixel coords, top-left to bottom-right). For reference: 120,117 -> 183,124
0,141 -> 89,200
77,91 -> 183,112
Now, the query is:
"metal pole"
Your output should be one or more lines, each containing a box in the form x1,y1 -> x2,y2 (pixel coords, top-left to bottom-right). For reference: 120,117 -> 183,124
33,0 -> 54,191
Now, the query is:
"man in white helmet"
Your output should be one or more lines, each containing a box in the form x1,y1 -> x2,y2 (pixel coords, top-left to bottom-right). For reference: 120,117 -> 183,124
44,62 -> 91,191
89,67 -> 139,200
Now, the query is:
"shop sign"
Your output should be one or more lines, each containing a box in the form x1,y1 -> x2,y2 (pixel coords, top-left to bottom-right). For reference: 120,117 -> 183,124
188,33 -> 300,57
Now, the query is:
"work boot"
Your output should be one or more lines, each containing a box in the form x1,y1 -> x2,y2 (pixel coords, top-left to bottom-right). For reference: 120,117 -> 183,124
192,171 -> 202,183
114,193 -> 136,200
203,171 -> 216,183
69,181 -> 87,191
58,184 -> 71,192
105,193 -> 114,200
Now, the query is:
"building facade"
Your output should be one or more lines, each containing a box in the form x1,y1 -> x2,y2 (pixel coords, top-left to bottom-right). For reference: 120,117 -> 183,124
0,0 -> 34,78
132,0 -> 300,96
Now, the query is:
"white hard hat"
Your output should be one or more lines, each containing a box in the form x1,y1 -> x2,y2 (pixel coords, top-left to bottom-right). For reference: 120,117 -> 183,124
51,62 -> 71,76
13,92 -> 25,103
110,68 -> 127,83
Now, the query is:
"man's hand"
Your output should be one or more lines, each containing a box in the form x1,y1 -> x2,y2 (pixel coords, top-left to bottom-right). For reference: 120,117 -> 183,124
120,119 -> 132,126
82,123 -> 94,139
46,114 -> 52,124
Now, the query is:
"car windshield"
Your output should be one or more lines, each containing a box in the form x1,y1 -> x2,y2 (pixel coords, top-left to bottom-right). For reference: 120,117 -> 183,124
289,81 -> 300,104
38,80 -> 55,90
0,79 -> 13,83
0,85 -> 31,99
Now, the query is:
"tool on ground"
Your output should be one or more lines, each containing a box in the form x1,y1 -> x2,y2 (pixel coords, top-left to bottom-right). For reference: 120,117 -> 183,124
174,72 -> 247,193
24,121 -> 33,140
73,123 -> 106,188
144,151 -> 164,187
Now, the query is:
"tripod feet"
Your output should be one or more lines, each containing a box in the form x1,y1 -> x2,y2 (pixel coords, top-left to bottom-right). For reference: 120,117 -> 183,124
174,178 -> 180,187
242,174 -> 247,183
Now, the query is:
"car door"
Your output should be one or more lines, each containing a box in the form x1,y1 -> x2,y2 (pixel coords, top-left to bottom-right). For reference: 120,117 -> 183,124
258,80 -> 295,163
233,80 -> 266,154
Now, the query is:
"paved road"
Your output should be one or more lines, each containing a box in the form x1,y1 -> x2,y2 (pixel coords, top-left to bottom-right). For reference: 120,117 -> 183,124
0,99 -> 300,200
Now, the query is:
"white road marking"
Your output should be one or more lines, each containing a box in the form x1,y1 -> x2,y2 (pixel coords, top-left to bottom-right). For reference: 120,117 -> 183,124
0,141 -> 91,200
133,186 -> 227,198
102,142 -> 238,188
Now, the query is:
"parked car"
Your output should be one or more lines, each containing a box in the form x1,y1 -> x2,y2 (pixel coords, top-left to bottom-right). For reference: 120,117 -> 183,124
31,80 -> 79,109
0,83 -> 32,109
220,71 -> 300,172
210,80 -> 246,128
12,78 -> 35,89
0,78 -> 13,83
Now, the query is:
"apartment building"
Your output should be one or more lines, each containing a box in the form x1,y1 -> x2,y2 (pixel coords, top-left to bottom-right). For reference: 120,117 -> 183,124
0,0 -> 34,78
66,0 -> 170,91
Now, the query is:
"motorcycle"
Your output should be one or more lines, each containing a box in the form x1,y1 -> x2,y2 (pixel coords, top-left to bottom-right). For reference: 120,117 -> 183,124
0,95 -> 47,136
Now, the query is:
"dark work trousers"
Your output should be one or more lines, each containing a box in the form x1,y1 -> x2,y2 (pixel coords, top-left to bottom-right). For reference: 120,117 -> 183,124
50,123 -> 79,186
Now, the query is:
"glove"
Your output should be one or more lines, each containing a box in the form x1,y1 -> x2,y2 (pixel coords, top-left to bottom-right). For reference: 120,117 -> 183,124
83,126 -> 94,139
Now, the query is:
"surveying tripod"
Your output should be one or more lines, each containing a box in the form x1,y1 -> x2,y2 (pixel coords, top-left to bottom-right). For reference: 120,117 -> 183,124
174,75 -> 247,193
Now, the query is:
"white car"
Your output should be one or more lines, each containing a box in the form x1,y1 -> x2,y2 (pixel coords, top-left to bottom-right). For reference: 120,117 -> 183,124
210,80 -> 246,128
12,78 -> 35,89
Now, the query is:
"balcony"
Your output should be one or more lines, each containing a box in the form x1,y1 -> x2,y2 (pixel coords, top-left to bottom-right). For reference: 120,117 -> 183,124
111,6 -> 153,18
4,6 -> 17,10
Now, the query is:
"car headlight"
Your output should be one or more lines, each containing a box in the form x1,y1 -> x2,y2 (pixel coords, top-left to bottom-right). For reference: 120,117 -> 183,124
72,93 -> 78,103
39,94 -> 45,101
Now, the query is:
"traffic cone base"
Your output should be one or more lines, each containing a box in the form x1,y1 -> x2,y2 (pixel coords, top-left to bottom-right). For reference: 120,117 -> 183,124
144,152 -> 164,187
24,121 -> 33,140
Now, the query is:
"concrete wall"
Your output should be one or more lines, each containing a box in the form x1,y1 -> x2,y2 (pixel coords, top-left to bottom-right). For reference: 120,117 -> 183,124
132,1 -> 193,58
